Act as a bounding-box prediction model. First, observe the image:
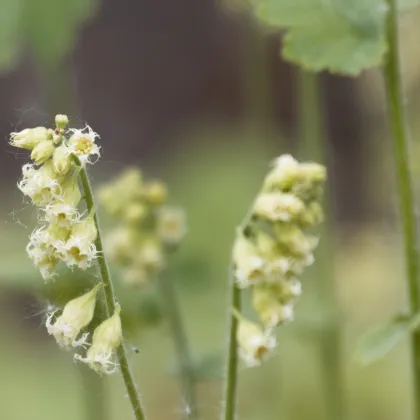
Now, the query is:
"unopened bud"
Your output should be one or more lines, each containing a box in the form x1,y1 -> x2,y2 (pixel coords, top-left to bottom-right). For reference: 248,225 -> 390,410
145,181 -> 167,205
55,114 -> 69,129
31,140 -> 55,165
53,145 -> 73,176
123,202 -> 148,223
10,127 -> 49,150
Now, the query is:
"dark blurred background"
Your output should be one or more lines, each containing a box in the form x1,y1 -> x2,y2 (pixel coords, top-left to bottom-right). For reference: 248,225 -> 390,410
1,0 -> 420,419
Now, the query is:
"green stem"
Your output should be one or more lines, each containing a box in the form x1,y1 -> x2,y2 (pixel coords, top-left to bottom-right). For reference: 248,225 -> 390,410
222,265 -> 242,420
157,274 -> 198,419
384,1 -> 420,417
297,69 -> 345,420
77,160 -> 148,420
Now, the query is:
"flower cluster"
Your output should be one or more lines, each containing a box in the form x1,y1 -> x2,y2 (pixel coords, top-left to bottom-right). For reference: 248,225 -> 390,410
98,168 -> 186,288
233,154 -> 326,367
10,115 -> 101,280
11,116 -> 124,375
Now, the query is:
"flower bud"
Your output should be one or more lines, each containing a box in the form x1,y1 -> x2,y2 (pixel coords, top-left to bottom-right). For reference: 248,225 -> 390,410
233,235 -> 267,288
30,139 -> 55,165
139,239 -> 164,270
105,227 -> 137,265
144,181 -> 167,205
252,285 -> 296,327
300,201 -> 324,227
75,306 -> 123,374
123,202 -> 148,223
122,266 -> 149,288
300,162 -> 327,184
63,213 -> 98,269
274,225 -> 318,259
53,145 -> 73,176
237,317 -> 276,367
46,283 -> 102,348
55,114 -> 69,129
157,206 -> 187,245
253,192 -> 304,222
10,127 -> 49,150
263,154 -> 300,191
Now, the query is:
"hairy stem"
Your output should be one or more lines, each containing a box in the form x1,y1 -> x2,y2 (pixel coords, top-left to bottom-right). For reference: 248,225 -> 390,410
76,160 -> 147,420
222,264 -> 242,420
297,69 -> 346,420
157,274 -> 198,419
384,1 -> 420,417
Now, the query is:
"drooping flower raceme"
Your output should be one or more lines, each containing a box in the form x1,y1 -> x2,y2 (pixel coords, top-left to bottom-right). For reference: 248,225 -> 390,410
232,154 -> 326,367
98,168 -> 186,288
10,115 -> 101,280
10,115 -> 128,376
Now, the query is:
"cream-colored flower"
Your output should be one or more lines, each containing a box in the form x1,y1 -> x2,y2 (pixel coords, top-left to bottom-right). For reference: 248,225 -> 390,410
75,306 -> 123,374
237,318 -> 276,367
18,162 -> 63,206
233,235 -> 267,288
63,214 -> 98,269
46,284 -> 102,348
43,176 -> 82,227
253,284 -> 297,328
157,206 -> 187,245
68,125 -> 100,165
254,192 -> 305,222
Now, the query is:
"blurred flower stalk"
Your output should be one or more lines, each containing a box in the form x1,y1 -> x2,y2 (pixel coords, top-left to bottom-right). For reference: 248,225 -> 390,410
10,115 -> 148,420
98,168 -> 198,418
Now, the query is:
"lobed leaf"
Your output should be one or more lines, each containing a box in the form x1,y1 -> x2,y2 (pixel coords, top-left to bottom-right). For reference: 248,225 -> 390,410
253,0 -> 389,75
356,312 -> 420,365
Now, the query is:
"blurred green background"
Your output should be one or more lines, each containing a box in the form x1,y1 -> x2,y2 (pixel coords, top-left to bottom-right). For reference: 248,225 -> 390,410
1,1 -> 420,419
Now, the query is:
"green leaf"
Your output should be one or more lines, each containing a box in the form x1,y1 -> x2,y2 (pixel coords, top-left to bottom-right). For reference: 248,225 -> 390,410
0,0 -> 23,73
253,0 -> 388,75
23,0 -> 99,68
356,313 -> 420,365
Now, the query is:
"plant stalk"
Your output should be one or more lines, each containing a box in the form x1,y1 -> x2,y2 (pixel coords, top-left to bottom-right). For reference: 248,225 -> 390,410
384,1 -> 420,417
297,69 -> 345,420
157,274 -> 198,419
222,264 -> 242,420
77,161 -> 147,420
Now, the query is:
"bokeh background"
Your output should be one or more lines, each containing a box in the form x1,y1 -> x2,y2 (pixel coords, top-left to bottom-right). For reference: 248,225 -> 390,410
1,1 -> 420,419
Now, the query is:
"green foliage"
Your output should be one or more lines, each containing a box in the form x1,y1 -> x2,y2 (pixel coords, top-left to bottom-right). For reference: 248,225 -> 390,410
0,0 -> 98,73
252,0 -> 419,75
356,312 -> 420,365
